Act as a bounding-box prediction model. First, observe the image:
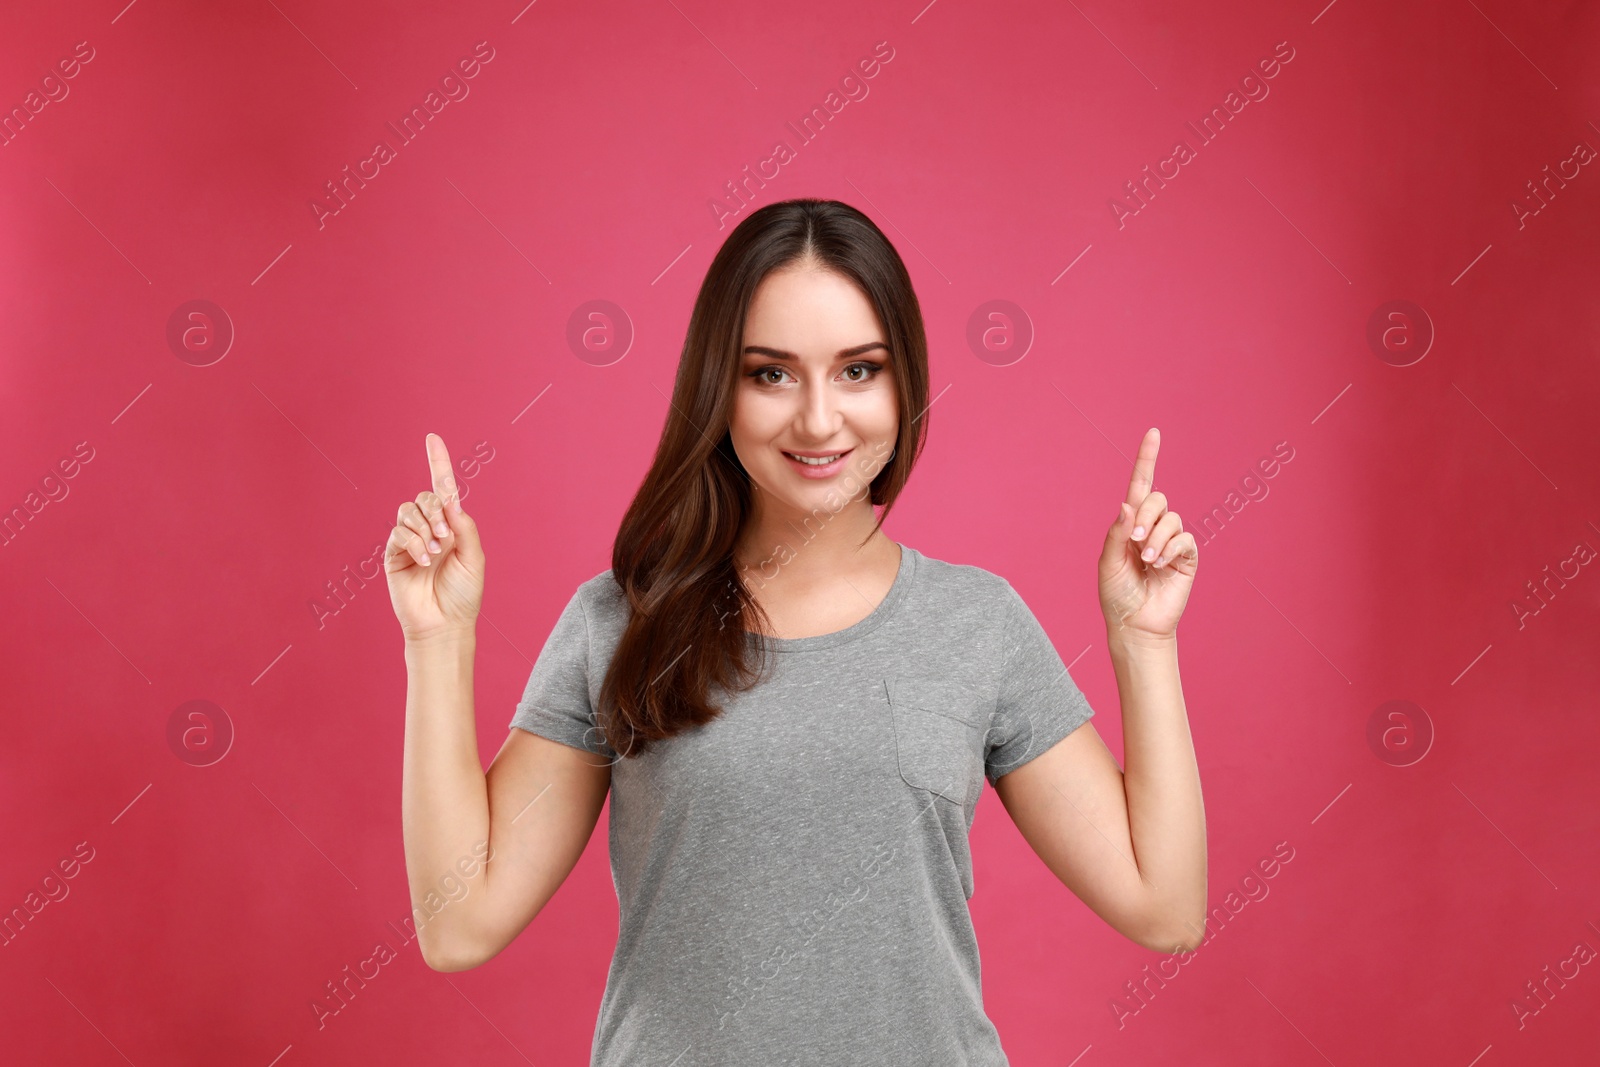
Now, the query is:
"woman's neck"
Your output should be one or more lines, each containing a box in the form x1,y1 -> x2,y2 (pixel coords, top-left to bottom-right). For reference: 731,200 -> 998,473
733,501 -> 892,589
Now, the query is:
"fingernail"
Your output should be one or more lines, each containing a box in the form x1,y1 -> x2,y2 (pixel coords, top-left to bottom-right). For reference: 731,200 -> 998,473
434,522 -> 448,537
429,539 -> 442,552
1141,546 -> 1155,561
1133,525 -> 1145,539
420,555 -> 430,566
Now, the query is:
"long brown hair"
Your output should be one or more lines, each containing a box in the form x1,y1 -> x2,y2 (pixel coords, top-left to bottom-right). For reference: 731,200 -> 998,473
596,198 -> 930,759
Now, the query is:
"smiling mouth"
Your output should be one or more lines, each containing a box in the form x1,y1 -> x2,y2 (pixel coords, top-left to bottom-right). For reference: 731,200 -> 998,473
782,449 -> 851,466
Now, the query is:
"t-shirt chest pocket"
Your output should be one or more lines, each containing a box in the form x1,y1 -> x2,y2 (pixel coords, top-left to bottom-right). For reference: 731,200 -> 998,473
885,674 -> 992,807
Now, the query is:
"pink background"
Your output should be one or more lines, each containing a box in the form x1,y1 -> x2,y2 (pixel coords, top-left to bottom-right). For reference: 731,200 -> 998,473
4,0 -> 1599,1064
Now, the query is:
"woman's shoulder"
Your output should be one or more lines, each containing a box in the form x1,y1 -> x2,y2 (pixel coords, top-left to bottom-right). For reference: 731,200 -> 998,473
572,566 -> 625,614
905,544 -> 1018,605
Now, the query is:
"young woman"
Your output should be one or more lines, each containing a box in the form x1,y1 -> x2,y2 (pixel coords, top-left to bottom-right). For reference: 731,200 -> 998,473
389,198 -> 1205,1065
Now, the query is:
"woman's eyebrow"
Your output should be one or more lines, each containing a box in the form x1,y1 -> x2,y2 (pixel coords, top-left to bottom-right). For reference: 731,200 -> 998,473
741,342 -> 889,360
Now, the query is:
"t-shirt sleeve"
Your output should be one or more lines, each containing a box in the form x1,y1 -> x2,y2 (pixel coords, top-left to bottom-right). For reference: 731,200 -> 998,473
984,580 -> 1095,785
508,585 -> 618,761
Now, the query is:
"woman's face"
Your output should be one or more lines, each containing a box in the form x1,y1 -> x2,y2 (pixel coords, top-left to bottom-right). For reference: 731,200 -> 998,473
730,265 -> 899,522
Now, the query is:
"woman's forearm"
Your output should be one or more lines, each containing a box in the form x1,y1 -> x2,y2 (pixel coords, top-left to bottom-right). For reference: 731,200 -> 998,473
1107,630 -> 1208,949
401,627 -> 492,967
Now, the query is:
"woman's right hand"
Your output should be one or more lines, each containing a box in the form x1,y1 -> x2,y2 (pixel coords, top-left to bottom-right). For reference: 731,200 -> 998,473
385,433 -> 486,642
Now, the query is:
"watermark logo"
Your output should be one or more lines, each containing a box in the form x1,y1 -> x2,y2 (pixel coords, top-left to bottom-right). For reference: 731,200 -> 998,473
1365,699 -> 1433,767
566,300 -> 633,366
1510,536 -> 1596,631
1193,439 -> 1295,546
0,840 -> 96,949
965,299 -> 1033,367
309,42 -> 497,230
708,41 -> 896,230
1510,930 -> 1597,1030
1108,40 -> 1296,229
1365,299 -> 1432,367
0,40 -> 96,150
166,699 -> 235,767
0,440 -> 96,550
1109,839 -> 1296,1029
1510,139 -> 1596,231
166,300 -> 234,366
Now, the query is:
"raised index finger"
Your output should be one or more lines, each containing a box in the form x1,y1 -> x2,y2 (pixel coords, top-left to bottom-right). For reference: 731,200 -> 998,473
1124,426 -> 1160,506
425,432 -> 460,512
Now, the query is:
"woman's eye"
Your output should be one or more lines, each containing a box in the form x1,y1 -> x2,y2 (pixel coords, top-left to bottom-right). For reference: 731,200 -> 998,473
747,362 -> 883,385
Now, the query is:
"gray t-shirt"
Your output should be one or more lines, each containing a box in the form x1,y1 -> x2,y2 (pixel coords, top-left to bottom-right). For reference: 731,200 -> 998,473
509,542 -> 1095,1066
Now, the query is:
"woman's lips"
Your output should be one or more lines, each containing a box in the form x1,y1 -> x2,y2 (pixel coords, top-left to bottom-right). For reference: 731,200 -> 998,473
782,448 -> 853,478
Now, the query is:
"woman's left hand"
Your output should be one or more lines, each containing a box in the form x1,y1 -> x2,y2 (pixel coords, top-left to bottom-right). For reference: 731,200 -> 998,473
1098,427 -> 1198,640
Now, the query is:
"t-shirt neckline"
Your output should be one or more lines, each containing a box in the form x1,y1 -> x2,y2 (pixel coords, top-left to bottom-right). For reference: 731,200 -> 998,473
747,542 -> 918,653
